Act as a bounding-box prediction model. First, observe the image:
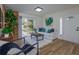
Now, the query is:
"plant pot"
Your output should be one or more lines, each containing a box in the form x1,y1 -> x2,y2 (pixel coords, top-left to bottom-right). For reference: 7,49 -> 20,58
0,29 -> 3,37
4,34 -> 9,38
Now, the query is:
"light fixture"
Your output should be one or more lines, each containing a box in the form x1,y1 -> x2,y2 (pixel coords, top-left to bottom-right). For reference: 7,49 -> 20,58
35,7 -> 43,12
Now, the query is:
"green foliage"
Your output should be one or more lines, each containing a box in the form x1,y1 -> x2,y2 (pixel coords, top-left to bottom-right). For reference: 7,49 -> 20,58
28,24 -> 33,30
5,9 -> 14,18
46,17 -> 53,26
2,27 -> 12,34
2,9 -> 17,34
28,20 -> 33,31
5,9 -> 17,26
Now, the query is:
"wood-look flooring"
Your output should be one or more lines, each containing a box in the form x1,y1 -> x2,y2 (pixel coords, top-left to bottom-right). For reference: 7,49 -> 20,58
39,39 -> 79,55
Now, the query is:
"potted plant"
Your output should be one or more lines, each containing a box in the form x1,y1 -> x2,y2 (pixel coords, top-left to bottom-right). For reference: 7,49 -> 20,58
0,28 -> 3,37
2,26 -> 12,38
2,9 -> 17,38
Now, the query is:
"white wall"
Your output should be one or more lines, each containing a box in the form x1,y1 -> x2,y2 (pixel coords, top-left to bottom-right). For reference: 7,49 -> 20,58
62,15 -> 79,43
44,7 -> 79,43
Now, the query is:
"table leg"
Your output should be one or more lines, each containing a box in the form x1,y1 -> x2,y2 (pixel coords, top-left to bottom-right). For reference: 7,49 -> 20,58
31,34 -> 32,39
23,37 -> 26,44
36,36 -> 39,55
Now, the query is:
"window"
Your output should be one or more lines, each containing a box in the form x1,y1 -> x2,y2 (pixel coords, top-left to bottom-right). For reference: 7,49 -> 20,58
22,17 -> 33,36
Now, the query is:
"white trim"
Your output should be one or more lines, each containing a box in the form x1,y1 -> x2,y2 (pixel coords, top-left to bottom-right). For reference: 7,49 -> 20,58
59,17 -> 63,35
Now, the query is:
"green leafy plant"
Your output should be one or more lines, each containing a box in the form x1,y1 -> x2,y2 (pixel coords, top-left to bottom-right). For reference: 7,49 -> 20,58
5,9 -> 17,26
2,27 -> 12,34
2,9 -> 17,34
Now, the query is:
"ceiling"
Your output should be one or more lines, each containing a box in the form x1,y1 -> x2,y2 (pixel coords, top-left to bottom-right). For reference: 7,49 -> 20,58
5,4 -> 79,17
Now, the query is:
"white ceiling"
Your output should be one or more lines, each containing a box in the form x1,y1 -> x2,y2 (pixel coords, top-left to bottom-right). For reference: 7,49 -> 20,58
5,4 -> 79,17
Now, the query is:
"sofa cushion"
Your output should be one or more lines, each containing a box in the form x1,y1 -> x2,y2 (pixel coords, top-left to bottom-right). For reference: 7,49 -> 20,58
47,28 -> 54,33
38,28 -> 46,32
